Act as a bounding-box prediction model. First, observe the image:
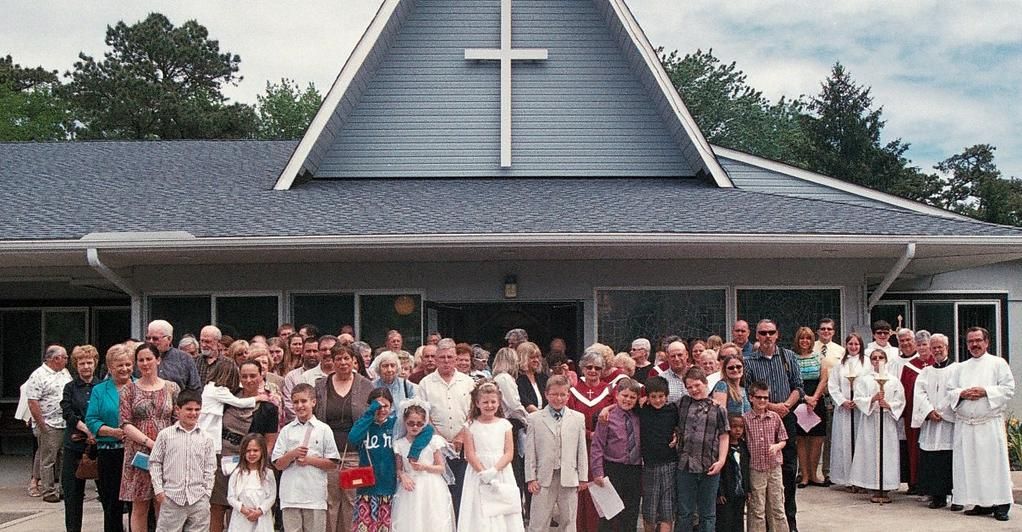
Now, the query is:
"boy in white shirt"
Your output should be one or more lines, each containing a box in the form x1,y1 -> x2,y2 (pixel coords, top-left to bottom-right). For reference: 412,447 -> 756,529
272,383 -> 340,532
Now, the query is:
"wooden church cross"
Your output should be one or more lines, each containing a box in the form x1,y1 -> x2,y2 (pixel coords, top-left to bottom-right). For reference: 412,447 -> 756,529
465,0 -> 548,167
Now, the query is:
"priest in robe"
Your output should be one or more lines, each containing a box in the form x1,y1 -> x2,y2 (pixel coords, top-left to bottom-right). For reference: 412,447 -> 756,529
945,327 -> 1015,522
849,349 -> 905,504
911,333 -> 959,511
890,328 -> 932,495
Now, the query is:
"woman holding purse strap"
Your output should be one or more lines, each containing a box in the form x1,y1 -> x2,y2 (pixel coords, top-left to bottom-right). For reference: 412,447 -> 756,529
60,345 -> 99,532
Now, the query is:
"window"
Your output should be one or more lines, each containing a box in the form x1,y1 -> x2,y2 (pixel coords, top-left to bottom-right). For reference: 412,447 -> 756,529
736,289 -> 842,346
358,294 -> 422,350
291,294 -> 355,337
148,295 -> 281,342
874,293 -> 1005,362
149,296 -> 211,340
216,296 -> 279,340
596,289 -> 727,351
0,308 -> 88,398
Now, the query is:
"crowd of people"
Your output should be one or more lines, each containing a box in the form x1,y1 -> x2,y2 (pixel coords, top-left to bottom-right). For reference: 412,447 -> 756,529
14,316 -> 1016,532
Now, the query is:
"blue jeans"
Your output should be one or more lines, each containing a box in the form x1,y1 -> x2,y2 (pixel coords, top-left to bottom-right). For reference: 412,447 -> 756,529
676,470 -> 720,532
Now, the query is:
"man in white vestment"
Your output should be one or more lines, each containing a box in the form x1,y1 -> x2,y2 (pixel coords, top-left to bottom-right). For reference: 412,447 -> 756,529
911,333 -> 959,511
946,327 -> 1015,521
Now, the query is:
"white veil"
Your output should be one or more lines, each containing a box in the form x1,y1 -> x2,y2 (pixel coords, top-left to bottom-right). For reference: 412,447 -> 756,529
394,397 -> 457,485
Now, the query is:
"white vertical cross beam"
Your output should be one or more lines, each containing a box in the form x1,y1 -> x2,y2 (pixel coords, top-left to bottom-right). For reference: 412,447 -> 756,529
465,0 -> 547,167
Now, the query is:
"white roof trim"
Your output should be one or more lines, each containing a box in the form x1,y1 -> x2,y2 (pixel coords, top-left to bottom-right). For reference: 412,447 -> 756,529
3,232 -> 1022,252
274,0 -> 404,191
605,0 -> 733,188
714,145 -> 974,221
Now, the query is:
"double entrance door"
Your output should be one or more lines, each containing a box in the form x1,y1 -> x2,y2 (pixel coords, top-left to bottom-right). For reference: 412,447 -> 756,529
425,301 -> 583,360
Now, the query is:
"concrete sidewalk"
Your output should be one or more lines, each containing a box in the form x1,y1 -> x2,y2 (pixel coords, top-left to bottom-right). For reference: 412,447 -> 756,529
0,454 -> 1019,531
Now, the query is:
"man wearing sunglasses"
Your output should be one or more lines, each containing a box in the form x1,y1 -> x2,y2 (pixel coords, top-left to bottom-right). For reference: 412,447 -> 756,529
143,319 -> 200,392
742,319 -> 804,532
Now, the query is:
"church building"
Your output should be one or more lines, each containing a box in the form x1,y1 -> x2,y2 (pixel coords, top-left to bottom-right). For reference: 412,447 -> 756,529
1,0 -> 1020,413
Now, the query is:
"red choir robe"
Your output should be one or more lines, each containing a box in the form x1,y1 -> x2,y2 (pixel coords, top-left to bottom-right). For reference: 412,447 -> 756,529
568,378 -> 615,532
898,354 -> 931,486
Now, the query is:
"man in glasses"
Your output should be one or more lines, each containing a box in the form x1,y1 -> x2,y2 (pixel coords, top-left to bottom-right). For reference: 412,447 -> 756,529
742,319 -> 804,532
144,319 -> 200,391
629,338 -> 654,385
866,320 -> 899,360
813,318 -> 843,487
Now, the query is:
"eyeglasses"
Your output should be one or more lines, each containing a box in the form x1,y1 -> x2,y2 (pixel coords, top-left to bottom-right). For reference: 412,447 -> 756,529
583,365 -> 602,370
726,365 -> 743,370
752,395 -> 770,400
818,327 -> 833,331
144,335 -> 167,341
756,330 -> 777,336
870,356 -> 886,361
405,421 -> 425,428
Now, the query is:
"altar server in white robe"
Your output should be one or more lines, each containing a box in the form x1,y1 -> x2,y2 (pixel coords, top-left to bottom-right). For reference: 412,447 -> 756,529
826,333 -> 867,489
911,333 -> 958,511
849,349 -> 904,503
945,327 -> 1015,522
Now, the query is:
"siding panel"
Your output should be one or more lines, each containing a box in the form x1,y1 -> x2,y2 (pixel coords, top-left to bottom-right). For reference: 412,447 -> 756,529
316,0 -> 694,178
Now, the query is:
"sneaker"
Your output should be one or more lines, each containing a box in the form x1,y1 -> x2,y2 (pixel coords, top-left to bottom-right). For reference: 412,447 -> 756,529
42,493 -> 61,503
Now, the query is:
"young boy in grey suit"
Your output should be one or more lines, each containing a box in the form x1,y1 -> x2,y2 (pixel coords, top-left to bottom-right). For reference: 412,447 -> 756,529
525,375 -> 589,532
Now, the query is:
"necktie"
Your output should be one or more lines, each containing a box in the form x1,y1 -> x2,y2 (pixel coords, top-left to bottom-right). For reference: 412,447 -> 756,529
625,413 -> 637,458
821,344 -> 828,358
553,409 -> 562,421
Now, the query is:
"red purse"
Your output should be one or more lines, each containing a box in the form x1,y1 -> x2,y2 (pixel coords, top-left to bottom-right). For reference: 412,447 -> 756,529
339,443 -> 376,490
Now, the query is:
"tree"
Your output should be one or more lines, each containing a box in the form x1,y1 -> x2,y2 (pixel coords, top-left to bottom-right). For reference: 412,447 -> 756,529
936,144 -> 1022,225
62,13 -> 256,139
797,62 -> 933,197
659,48 -> 805,164
0,55 -> 70,141
256,79 -> 322,139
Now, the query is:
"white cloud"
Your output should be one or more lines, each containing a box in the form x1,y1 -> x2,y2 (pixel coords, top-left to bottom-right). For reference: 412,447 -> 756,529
3,0 -> 1019,176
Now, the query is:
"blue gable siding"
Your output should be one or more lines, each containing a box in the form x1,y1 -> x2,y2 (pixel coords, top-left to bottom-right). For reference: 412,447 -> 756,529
315,0 -> 695,178
720,156 -> 909,210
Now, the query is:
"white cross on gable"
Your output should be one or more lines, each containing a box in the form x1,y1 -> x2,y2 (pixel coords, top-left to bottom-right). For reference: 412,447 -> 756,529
464,0 -> 548,168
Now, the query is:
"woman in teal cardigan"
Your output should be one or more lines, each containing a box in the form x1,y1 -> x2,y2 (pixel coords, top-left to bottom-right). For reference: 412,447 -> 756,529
84,345 -> 134,532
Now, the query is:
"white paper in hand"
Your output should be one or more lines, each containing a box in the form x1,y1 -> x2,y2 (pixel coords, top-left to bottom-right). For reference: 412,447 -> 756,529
794,403 -> 822,432
588,479 -> 625,520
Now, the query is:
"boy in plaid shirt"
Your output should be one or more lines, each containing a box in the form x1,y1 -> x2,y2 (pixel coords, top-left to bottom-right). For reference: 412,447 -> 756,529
743,381 -> 788,532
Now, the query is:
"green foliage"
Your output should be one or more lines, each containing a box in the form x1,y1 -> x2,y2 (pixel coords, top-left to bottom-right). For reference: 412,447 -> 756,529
0,55 -> 70,140
797,62 -> 918,193
256,79 -> 322,140
62,13 -> 256,139
659,48 -> 805,164
1006,414 -> 1022,471
936,144 -> 1022,226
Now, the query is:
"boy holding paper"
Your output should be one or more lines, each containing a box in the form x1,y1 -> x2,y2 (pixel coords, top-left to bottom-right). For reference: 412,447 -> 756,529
590,377 -> 643,532
272,383 -> 340,532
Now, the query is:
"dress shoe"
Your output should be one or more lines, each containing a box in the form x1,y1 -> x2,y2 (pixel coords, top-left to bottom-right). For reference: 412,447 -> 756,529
905,485 -> 919,495
994,513 -> 1009,521
949,504 -> 964,511
928,498 -> 947,509
42,493 -> 61,503
965,506 -> 993,516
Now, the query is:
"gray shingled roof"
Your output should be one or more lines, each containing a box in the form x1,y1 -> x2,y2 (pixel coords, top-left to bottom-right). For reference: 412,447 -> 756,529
2,140 -> 1020,240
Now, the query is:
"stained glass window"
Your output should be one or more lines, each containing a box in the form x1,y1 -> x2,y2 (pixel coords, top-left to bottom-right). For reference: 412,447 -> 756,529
736,289 -> 842,347
596,289 -> 727,352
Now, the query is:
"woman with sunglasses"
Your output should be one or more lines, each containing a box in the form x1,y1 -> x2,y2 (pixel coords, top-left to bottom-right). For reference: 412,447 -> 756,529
567,347 -> 616,532
711,345 -> 750,416
793,327 -> 829,488
827,333 -> 867,491
849,349 -> 905,504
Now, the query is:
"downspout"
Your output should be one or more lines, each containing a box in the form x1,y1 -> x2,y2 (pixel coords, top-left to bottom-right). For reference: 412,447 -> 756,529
867,243 -> 916,310
87,248 -> 143,338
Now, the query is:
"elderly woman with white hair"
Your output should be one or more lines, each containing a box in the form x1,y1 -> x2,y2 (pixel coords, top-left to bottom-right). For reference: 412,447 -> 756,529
372,350 -> 418,410
567,347 -> 616,532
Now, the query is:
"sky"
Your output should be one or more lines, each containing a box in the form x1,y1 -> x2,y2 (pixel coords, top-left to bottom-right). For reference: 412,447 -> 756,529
4,0 -> 1020,178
